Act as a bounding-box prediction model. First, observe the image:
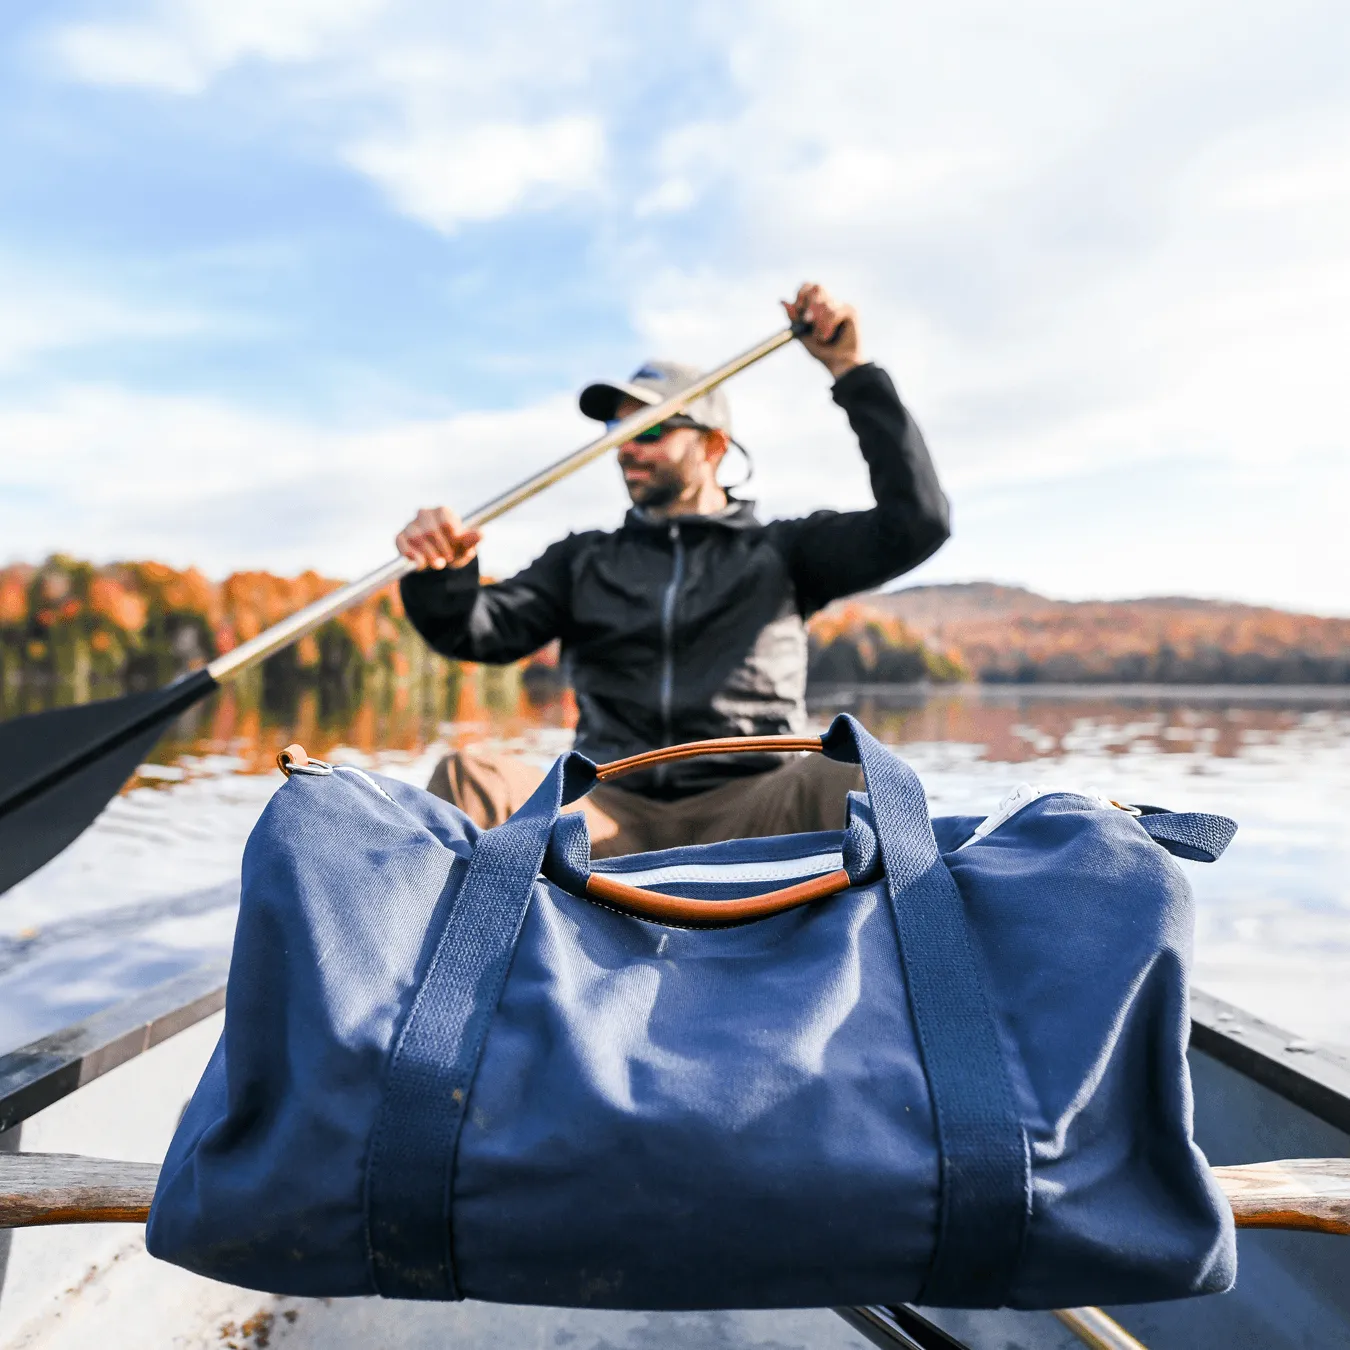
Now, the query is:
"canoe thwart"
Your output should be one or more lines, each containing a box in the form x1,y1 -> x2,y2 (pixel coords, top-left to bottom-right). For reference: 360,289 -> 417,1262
1214,1157 -> 1350,1235
2,1154 -> 1348,1237
0,1152 -> 159,1227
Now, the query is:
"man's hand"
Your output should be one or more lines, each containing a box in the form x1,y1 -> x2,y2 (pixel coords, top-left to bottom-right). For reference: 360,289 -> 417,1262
783,282 -> 865,380
396,507 -> 482,571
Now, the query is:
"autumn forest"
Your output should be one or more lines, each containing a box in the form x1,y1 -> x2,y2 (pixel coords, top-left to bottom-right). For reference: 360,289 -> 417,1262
2,558 -> 1347,724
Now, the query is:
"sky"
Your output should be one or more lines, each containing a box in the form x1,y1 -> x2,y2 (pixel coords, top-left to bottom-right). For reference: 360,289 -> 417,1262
1,0 -> 1347,614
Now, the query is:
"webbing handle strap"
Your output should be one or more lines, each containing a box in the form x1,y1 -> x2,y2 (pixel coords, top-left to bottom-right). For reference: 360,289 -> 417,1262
821,714 -> 1030,1305
364,751 -> 595,1299
1134,807 -> 1238,863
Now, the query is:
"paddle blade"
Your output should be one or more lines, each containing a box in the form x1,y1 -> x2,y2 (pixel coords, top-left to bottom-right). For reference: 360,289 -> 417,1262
0,669 -> 217,897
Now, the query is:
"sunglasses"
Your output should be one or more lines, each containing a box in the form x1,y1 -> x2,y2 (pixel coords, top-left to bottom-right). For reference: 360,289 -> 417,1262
605,414 -> 709,444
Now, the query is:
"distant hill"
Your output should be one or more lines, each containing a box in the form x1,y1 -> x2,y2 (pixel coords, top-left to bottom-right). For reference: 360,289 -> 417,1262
868,582 -> 1058,625
837,583 -> 1350,684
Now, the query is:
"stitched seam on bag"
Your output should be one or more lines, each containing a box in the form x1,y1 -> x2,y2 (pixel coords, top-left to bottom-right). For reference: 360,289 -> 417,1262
334,764 -> 398,803
335,765 -> 484,854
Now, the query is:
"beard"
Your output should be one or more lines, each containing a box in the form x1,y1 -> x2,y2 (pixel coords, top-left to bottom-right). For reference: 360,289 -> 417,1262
622,461 -> 686,508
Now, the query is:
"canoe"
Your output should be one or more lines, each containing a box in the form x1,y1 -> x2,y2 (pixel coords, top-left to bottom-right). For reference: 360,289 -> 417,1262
0,964 -> 1347,1349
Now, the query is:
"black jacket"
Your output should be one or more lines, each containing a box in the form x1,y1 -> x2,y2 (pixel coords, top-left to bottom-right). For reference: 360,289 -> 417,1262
401,362 -> 950,796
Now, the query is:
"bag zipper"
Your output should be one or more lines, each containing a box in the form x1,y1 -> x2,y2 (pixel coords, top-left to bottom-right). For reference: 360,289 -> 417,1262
654,521 -> 685,788
955,783 -> 1140,851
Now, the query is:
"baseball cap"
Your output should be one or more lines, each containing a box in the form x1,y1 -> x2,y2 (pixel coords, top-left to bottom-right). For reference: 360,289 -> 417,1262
579,359 -> 732,434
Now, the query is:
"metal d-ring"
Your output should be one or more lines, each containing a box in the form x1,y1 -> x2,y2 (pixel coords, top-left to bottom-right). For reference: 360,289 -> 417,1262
276,744 -> 334,778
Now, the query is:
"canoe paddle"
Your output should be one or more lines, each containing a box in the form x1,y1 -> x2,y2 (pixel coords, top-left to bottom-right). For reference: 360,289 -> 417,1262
0,318 -> 811,897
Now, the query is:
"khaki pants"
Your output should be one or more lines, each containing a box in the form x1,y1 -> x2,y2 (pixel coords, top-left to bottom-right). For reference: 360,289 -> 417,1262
427,745 -> 864,859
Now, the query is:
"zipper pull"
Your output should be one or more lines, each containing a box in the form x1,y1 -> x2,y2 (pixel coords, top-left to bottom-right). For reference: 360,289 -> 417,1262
955,783 -> 1138,850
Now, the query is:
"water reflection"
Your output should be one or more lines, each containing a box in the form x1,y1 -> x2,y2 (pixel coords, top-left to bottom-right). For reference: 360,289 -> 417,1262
139,679 -> 1350,782
822,686 -> 1349,763
2,677 -> 1348,1054
822,687 -> 1350,1054
127,665 -> 577,784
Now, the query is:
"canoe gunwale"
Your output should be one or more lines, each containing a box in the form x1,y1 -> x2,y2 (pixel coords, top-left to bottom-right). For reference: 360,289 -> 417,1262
0,960 -> 227,1134
1189,988 -> 1350,1136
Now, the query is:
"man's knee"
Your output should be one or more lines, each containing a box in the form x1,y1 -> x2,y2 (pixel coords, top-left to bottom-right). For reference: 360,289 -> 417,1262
425,753 -> 455,803
425,745 -> 541,829
698,754 -> 862,841
783,754 -> 864,833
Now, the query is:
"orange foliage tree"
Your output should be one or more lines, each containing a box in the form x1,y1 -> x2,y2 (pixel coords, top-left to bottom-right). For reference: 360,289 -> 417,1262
0,556 -> 423,694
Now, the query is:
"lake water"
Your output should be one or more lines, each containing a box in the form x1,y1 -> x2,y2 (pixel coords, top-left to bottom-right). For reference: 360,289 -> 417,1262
3,682 -> 1349,1057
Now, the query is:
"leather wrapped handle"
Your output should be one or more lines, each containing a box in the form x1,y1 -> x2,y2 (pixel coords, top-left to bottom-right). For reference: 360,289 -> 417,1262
596,735 -> 824,781
588,734 -> 838,924
585,868 -> 851,927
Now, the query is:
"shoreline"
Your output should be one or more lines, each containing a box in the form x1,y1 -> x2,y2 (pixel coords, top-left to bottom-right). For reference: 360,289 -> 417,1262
808,681 -> 1350,703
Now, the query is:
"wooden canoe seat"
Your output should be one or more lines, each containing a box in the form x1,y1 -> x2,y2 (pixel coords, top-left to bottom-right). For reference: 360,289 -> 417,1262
2,1152 -> 1348,1234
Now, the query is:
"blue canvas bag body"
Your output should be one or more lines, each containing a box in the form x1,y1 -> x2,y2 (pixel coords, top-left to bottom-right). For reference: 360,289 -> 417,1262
147,715 -> 1237,1310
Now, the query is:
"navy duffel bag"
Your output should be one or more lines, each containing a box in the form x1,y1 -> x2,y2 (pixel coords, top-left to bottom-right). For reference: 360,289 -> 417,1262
147,714 -> 1238,1310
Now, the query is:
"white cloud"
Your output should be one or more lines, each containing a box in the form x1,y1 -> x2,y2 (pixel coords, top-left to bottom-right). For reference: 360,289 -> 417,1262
24,0 -> 1350,611
634,178 -> 698,219
345,116 -> 604,233
608,2 -> 1350,602
52,24 -> 202,95
0,383 -> 631,581
4,359 -> 1345,617
50,0 -> 389,94
0,264 -> 203,372
49,2 -> 611,234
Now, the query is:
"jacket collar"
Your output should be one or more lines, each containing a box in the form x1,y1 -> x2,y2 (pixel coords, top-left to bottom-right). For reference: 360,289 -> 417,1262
622,496 -> 762,534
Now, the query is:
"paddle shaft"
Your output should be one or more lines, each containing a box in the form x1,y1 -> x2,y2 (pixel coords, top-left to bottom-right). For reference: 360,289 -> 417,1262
206,321 -> 806,684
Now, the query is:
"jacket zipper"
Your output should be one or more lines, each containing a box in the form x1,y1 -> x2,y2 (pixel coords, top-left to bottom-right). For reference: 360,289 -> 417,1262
654,522 -> 685,786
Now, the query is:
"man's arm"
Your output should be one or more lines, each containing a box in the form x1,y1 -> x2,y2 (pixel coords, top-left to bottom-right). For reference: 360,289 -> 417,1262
398,534 -> 574,665
779,363 -> 950,615
772,283 -> 950,615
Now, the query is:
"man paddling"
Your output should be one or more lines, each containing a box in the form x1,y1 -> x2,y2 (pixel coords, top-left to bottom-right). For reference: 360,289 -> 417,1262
396,283 -> 950,855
